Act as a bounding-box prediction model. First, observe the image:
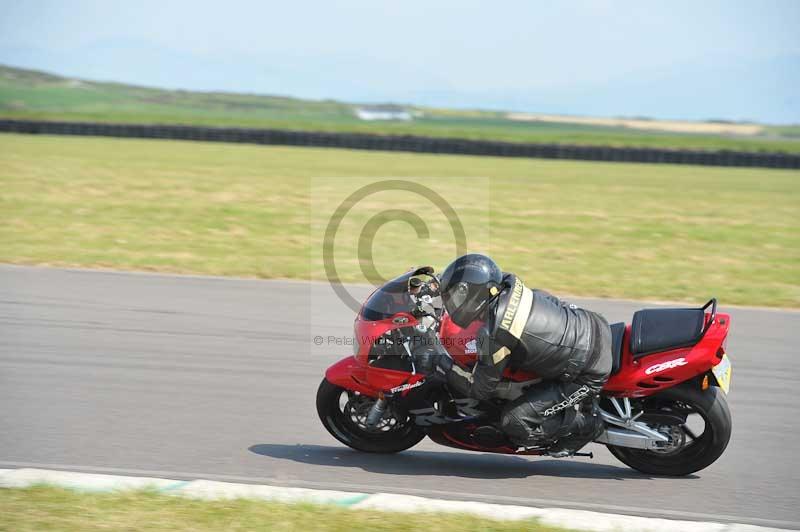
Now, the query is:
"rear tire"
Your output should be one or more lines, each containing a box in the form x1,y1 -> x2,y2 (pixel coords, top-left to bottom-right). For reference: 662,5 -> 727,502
316,379 -> 426,453
607,385 -> 732,476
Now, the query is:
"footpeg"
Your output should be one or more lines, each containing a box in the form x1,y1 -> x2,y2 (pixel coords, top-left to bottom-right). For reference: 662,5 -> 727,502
548,450 -> 594,458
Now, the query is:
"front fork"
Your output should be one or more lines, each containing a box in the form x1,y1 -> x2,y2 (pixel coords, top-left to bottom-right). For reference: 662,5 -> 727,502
365,395 -> 390,427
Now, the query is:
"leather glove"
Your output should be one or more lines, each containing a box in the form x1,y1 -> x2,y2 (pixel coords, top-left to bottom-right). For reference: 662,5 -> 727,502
432,350 -> 454,379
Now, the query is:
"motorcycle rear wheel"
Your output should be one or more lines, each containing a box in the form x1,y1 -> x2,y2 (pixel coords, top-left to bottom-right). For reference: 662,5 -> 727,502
316,379 -> 426,453
606,384 -> 732,476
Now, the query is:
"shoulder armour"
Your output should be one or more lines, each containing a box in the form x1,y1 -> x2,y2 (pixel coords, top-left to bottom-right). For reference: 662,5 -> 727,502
491,274 -> 534,348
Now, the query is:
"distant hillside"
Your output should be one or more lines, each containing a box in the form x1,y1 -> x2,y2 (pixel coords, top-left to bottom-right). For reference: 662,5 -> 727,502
1,64 -> 798,153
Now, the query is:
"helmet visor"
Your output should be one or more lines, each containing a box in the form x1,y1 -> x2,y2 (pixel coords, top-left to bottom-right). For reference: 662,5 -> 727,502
446,282 -> 469,310
444,282 -> 486,328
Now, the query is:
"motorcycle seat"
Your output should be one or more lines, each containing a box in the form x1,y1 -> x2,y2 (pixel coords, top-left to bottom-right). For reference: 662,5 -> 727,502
609,322 -> 625,375
630,307 -> 705,357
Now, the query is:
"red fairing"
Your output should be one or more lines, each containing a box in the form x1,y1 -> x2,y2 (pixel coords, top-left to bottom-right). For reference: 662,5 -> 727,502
439,317 -> 483,366
366,365 -> 427,396
325,354 -> 427,398
604,312 -> 731,397
353,311 -> 418,363
324,356 -> 374,396
334,307 -> 430,398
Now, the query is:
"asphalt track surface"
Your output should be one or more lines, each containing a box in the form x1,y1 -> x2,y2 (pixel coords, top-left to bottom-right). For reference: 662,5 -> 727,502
1,265 -> 798,528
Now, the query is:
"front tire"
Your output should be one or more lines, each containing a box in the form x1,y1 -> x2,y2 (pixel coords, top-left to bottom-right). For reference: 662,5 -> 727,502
607,385 -> 732,476
316,379 -> 426,453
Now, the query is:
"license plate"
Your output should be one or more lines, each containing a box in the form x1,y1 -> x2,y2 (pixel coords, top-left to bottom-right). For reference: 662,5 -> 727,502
712,354 -> 732,394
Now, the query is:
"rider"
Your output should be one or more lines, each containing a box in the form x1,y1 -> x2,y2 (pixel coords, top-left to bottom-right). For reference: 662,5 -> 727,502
433,254 -> 612,456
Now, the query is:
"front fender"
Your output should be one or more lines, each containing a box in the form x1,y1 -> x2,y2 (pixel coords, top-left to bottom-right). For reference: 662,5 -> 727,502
324,356 -> 377,397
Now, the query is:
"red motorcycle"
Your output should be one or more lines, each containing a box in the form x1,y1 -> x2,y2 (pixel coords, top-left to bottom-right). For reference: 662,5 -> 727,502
317,267 -> 733,476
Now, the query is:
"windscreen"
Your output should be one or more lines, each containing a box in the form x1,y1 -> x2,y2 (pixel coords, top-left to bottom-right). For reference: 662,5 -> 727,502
360,272 -> 416,321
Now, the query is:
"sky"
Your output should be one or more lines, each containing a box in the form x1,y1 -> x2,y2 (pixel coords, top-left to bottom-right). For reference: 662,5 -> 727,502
1,0 -> 798,123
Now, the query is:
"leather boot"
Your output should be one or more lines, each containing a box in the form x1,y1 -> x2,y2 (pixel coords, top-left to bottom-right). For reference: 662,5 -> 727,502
547,403 -> 605,458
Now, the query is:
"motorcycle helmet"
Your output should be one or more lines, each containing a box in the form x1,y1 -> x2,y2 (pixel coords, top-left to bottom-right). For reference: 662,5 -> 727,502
439,254 -> 503,328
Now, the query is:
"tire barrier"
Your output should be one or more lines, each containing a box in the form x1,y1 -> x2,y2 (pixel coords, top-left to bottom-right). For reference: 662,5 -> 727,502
1,119 -> 798,169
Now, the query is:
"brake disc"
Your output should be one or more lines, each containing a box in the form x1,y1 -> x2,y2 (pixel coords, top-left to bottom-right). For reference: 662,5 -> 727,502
650,424 -> 686,454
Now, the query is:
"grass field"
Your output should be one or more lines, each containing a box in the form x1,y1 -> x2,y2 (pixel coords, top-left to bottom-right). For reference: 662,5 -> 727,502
1,133 -> 798,307
3,64 -> 800,154
0,486 -> 570,531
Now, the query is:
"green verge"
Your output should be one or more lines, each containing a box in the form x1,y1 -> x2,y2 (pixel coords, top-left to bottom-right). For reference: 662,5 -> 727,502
2,65 -> 799,154
1,133 -> 798,307
0,486 -> 574,532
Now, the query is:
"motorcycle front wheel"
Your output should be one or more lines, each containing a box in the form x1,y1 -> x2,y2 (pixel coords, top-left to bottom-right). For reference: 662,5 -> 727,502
606,384 -> 732,476
316,379 -> 426,453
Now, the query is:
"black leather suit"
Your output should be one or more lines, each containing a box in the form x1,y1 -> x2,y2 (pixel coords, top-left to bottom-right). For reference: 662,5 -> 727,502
445,274 -> 612,449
